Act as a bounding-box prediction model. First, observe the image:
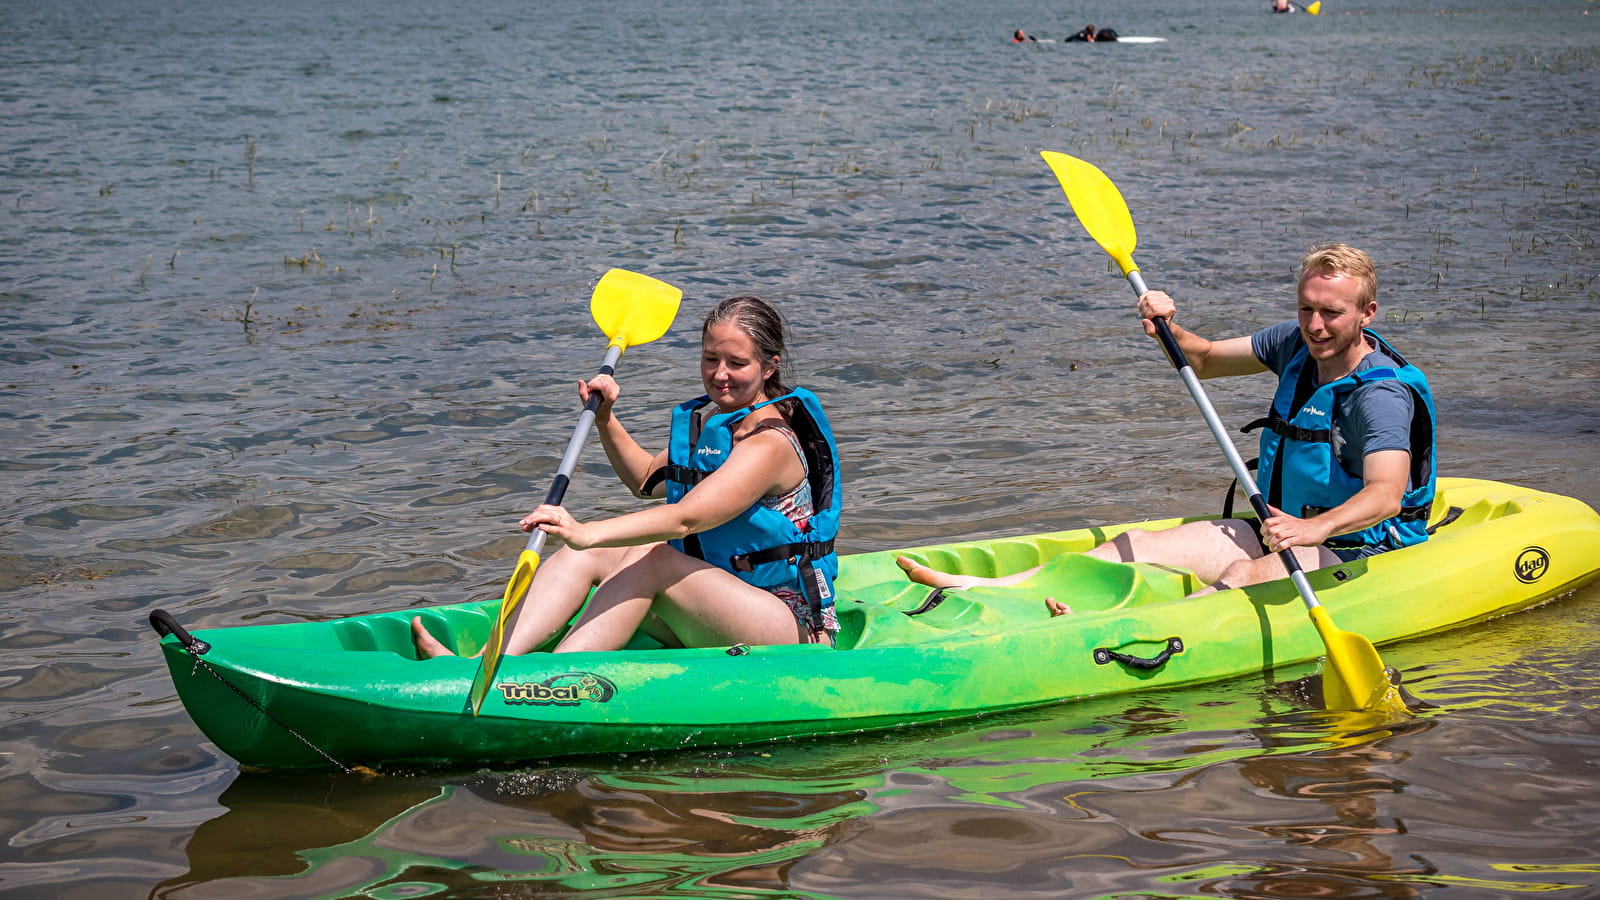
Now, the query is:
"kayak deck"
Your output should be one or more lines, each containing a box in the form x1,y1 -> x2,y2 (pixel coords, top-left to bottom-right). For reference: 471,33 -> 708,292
390,551 -> 1200,659
212,476 -> 1595,663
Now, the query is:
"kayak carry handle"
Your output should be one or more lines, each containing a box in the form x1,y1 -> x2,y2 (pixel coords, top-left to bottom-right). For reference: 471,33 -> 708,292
149,608 -> 210,655
1094,637 -> 1184,670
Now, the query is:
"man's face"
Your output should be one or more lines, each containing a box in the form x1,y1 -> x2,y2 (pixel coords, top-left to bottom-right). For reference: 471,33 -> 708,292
1297,272 -> 1375,365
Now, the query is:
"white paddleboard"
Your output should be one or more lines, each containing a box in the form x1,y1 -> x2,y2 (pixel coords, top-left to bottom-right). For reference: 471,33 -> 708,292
1015,35 -> 1167,44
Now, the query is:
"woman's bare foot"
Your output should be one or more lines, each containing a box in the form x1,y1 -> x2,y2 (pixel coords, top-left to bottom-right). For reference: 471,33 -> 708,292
1044,598 -> 1073,617
412,616 -> 456,659
896,555 -> 977,590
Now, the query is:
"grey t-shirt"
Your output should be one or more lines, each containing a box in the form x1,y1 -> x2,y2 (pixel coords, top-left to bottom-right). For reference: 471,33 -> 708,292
1250,321 -> 1415,479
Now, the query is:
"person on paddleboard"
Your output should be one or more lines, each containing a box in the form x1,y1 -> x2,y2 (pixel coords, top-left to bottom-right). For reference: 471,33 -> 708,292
413,296 -> 843,657
899,243 -> 1436,608
1064,24 -> 1118,42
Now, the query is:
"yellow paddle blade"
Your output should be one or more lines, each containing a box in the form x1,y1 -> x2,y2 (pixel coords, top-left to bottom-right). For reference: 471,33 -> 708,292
591,268 -> 683,351
1039,150 -> 1140,276
468,548 -> 541,715
1306,1 -> 1322,14
1309,606 -> 1406,713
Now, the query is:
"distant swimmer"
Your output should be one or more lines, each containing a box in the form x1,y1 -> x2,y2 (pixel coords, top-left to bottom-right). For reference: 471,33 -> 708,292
1271,0 -> 1293,11
1064,24 -> 1119,42
1013,29 -> 1038,42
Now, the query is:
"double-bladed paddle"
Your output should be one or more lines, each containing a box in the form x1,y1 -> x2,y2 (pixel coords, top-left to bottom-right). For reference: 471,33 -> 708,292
1039,150 -> 1404,714
468,268 -> 682,715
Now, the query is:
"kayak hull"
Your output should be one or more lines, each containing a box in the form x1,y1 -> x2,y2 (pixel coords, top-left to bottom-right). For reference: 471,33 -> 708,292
154,478 -> 1600,769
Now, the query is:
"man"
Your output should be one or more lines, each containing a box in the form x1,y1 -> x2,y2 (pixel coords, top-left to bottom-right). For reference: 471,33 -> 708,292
900,243 -> 1437,601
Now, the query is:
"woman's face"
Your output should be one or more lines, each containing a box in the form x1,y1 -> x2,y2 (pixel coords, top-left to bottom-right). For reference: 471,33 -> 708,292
701,320 -> 775,412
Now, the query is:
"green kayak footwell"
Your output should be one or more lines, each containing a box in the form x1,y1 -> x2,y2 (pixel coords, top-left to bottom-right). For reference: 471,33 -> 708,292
153,478 -> 1600,769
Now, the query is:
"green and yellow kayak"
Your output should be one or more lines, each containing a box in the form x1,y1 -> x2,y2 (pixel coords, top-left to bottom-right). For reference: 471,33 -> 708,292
151,478 -> 1600,770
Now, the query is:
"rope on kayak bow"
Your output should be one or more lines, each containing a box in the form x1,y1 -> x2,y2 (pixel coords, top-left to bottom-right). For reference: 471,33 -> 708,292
1094,637 -> 1185,670
148,609 -> 357,774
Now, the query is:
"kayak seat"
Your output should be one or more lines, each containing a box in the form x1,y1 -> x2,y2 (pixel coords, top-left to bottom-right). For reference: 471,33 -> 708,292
833,554 -> 1199,649
834,588 -> 958,649
1009,553 -> 1198,611
890,535 -> 1091,583
338,603 -> 497,657
1429,498 -> 1506,533
945,554 -> 1197,623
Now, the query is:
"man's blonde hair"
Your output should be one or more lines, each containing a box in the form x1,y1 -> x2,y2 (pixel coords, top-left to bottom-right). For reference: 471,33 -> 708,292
1299,243 -> 1377,308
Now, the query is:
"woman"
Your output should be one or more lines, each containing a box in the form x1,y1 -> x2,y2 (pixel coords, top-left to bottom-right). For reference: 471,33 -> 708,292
413,296 -> 842,657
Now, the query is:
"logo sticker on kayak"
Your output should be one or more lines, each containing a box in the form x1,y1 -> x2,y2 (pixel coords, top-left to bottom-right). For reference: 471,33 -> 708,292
1514,546 -> 1550,584
497,672 -> 617,706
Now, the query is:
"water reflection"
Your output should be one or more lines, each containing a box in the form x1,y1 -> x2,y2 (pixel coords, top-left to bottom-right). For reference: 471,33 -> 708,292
1222,723 -> 1428,899
155,775 -> 445,894
150,677 -> 1409,899
154,769 -> 873,898
142,636 -> 1600,899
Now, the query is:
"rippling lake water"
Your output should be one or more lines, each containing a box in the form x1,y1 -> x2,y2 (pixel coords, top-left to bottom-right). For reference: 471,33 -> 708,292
2,0 -> 1598,896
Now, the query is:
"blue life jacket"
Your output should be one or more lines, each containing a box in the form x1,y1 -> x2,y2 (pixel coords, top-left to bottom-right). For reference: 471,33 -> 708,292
643,388 -> 842,629
1249,330 -> 1437,550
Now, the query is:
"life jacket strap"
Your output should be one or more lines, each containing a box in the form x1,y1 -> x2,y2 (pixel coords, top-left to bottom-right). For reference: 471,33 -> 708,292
731,539 -> 837,632
681,532 -> 705,561
1221,457 -> 1260,520
1306,503 -> 1430,523
642,464 -> 707,495
1315,504 -> 1432,549
1243,414 -> 1331,444
729,539 -> 836,572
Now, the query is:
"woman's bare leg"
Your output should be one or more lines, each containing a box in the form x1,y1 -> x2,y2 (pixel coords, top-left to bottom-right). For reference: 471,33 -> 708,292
555,544 -> 804,653
501,544 -> 653,655
411,544 -> 652,658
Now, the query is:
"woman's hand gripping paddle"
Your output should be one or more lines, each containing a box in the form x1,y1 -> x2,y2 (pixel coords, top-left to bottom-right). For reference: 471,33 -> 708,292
468,269 -> 682,715
1038,150 -> 1405,716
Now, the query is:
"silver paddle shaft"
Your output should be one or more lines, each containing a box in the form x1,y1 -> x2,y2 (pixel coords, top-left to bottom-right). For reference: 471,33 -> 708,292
523,342 -> 625,557
1124,269 -> 1323,609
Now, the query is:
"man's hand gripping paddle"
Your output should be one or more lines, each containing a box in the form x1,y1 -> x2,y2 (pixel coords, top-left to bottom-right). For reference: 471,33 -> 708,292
1039,150 -> 1406,716
468,269 -> 682,715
